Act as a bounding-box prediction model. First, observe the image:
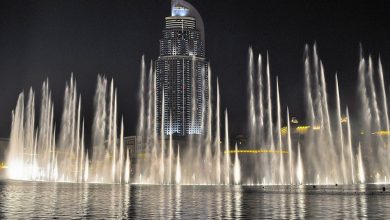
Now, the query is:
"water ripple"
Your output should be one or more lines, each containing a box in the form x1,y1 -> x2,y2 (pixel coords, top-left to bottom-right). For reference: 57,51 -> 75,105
0,181 -> 390,219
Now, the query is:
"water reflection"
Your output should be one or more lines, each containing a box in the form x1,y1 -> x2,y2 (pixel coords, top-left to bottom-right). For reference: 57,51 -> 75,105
175,186 -> 181,219
297,187 -> 306,218
225,186 -> 232,219
82,184 -> 89,217
359,188 -> 367,218
1,181 -> 390,218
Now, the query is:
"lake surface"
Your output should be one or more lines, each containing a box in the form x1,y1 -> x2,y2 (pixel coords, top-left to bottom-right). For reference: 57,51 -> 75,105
0,180 -> 390,219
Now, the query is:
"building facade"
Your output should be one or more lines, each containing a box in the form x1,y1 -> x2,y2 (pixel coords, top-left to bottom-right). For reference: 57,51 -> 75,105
156,0 -> 209,136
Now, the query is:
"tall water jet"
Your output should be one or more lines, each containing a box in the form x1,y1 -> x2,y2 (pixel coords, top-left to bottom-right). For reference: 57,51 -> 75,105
276,78 -> 284,184
151,68 -> 158,184
125,149 -> 130,184
176,146 -> 181,184
215,79 -> 221,184
7,93 -> 26,180
91,76 -> 107,181
256,54 -> 264,147
247,48 -> 256,146
58,75 -> 83,182
287,108 -> 293,185
79,121 -> 85,181
224,110 -> 230,185
25,88 -> 35,180
357,143 -> 365,183
135,57 -> 149,182
160,89 -> 165,184
320,62 -> 333,154
378,57 -> 389,132
204,65 -> 213,184
119,118 -> 124,183
356,50 -> 390,182
367,56 -> 381,131
40,79 -> 55,182
90,75 -> 122,183
146,63 -> 156,183
378,57 -> 390,173
302,44 -> 342,184
111,90 -> 118,183
186,56 -> 197,182
169,113 -> 173,184
335,74 -> 347,184
137,56 -> 146,141
84,152 -> 89,182
266,53 -> 275,183
9,44 -> 390,186
233,143 -> 241,185
304,45 -> 315,127
297,144 -> 303,185
74,97 -> 82,182
6,75 -> 130,184
137,62 -> 158,184
346,108 -> 355,184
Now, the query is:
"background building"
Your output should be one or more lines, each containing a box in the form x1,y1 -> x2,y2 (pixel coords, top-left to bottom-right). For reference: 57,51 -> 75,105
156,0 -> 208,136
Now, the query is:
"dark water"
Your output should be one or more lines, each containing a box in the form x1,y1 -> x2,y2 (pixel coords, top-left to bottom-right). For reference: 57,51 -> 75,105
0,181 -> 390,219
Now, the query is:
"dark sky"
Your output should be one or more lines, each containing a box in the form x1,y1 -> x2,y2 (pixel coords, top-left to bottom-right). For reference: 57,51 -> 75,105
0,0 -> 389,138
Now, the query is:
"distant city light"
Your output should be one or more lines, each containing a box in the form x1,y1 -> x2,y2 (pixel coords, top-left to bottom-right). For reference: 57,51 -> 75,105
296,126 -> 310,134
312,125 -> 321,130
374,130 -> 390,136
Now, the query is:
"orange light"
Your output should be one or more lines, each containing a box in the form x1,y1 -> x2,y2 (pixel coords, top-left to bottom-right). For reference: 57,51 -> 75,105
296,126 -> 310,134
312,126 -> 321,130
374,130 -> 390,136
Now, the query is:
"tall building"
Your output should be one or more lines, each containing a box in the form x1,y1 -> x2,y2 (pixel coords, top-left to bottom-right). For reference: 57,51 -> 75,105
156,0 -> 208,136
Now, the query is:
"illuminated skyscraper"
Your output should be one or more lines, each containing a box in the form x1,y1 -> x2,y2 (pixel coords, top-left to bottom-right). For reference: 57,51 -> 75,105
156,0 -> 208,136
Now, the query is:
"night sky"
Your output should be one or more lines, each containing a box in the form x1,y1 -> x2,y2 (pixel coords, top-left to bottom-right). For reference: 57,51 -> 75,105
0,0 -> 389,139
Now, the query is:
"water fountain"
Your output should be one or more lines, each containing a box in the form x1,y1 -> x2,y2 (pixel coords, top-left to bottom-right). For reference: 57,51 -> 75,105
6,75 -> 130,183
5,44 -> 390,185
243,44 -> 390,185
133,57 -> 234,185
233,143 -> 241,185
176,145 -> 181,184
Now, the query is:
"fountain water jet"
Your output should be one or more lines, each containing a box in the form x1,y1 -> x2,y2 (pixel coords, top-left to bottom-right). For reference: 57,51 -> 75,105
287,108 -> 293,185
357,143 -> 365,184
6,44 -> 390,186
297,144 -> 304,185
233,143 -> 241,185
335,74 -> 347,184
176,146 -> 181,184
6,75 -> 127,183
276,78 -> 284,184
224,110 -> 230,185
215,79 -> 221,184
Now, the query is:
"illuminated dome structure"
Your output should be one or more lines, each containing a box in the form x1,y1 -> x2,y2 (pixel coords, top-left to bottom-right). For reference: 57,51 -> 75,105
171,0 -> 205,42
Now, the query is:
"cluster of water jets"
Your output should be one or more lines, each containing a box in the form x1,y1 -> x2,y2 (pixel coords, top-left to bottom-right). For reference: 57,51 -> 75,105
6,44 -> 390,186
246,44 -> 389,185
6,75 -> 131,183
135,56 -> 241,185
